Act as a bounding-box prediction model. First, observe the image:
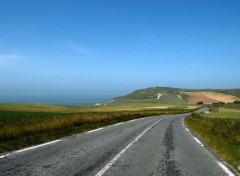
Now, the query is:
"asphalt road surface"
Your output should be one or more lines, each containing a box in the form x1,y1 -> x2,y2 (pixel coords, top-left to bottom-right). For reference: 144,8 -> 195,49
0,108 -> 237,176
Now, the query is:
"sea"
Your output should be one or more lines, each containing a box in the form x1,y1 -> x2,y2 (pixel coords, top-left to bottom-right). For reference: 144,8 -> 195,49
0,95 -> 111,106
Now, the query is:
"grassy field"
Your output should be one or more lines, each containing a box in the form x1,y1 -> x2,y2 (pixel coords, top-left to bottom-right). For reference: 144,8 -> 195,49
185,104 -> 240,172
109,95 -> 186,105
116,87 -> 181,100
0,103 -> 194,113
219,104 -> 240,110
158,94 -> 186,105
109,87 -> 240,106
0,103 -> 198,153
109,87 -> 188,105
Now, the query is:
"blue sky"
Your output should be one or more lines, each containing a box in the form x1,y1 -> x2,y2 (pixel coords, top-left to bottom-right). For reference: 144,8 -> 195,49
0,0 -> 240,99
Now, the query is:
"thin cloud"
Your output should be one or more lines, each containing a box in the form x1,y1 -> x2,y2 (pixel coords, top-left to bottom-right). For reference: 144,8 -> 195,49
0,54 -> 23,68
66,42 -> 88,54
188,64 -> 202,68
188,64 -> 222,69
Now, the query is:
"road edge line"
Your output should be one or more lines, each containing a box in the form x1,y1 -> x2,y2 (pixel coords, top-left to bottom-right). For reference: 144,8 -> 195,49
88,128 -> 104,133
193,137 -> 204,147
183,117 -> 238,176
218,162 -> 236,176
0,139 -> 61,159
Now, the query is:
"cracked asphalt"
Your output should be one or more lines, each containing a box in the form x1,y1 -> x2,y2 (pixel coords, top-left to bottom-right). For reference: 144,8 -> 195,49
0,109 -> 235,176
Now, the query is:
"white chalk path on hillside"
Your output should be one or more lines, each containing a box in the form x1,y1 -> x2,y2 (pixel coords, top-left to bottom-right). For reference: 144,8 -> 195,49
177,95 -> 183,99
157,93 -> 162,99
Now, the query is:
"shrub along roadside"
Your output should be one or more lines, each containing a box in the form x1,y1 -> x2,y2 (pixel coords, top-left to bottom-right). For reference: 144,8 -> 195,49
184,113 -> 240,173
0,108 -> 195,153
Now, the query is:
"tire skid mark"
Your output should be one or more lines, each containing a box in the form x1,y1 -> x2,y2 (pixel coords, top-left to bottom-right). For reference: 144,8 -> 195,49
162,118 -> 182,176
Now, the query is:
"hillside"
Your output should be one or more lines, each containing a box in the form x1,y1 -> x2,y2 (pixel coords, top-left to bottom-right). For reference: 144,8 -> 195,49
100,87 -> 240,105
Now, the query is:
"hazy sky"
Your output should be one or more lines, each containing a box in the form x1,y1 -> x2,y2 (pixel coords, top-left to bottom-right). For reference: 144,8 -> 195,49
0,0 -> 240,98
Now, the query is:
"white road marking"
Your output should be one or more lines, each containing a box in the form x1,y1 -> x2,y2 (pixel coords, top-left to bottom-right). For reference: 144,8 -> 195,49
0,117 -> 148,159
0,139 -> 61,159
182,119 -> 185,126
88,128 -> 104,133
194,137 -> 204,147
184,117 -> 236,175
218,162 -> 235,176
15,140 -> 61,154
129,119 -> 136,122
0,154 -> 10,159
95,119 -> 164,176
114,122 -> 123,126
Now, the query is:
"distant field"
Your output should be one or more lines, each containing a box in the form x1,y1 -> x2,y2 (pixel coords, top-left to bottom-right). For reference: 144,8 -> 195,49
218,108 -> 240,113
0,103 -> 198,153
203,111 -> 240,119
104,99 -> 171,105
0,103 -> 191,112
181,92 -> 216,104
202,92 -> 239,102
182,91 -> 239,104
219,104 -> 240,110
109,94 -> 187,105
0,104 -> 81,112
108,87 -> 188,105
109,87 -> 240,106
158,94 -> 186,105
185,104 -> 240,172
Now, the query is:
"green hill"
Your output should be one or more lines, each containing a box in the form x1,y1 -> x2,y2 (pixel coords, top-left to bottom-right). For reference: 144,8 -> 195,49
101,87 -> 240,105
102,87 -> 186,105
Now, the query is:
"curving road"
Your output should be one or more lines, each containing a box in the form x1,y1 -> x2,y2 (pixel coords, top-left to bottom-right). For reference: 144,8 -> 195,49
0,109 -> 237,176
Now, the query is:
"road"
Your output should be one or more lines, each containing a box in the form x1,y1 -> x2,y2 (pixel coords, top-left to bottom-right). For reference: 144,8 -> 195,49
0,109 -> 237,176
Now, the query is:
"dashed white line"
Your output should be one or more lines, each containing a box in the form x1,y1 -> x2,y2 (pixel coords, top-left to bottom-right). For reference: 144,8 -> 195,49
218,162 -> 235,176
15,140 -> 61,154
129,119 -> 136,122
182,120 -> 185,126
194,137 -> 204,147
0,139 -> 61,159
88,128 -> 104,133
95,119 -> 163,176
0,117 -> 149,159
185,128 -> 189,131
0,154 -> 10,159
114,122 -> 123,126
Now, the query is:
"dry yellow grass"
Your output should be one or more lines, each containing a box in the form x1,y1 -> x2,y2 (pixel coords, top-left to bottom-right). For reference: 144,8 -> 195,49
0,103 -> 177,113
0,106 -> 199,153
182,92 -> 216,104
201,92 -> 239,103
182,91 -> 239,104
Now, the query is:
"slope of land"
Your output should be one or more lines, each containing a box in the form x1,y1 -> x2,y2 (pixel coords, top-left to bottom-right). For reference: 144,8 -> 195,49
101,87 -> 187,105
181,91 -> 239,104
181,92 -> 216,104
102,87 -> 240,105
185,104 -> 240,172
201,92 -> 239,102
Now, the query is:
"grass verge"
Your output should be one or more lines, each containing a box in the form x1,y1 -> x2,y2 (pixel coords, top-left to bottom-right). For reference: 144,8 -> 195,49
185,112 -> 240,173
0,106 -> 197,153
